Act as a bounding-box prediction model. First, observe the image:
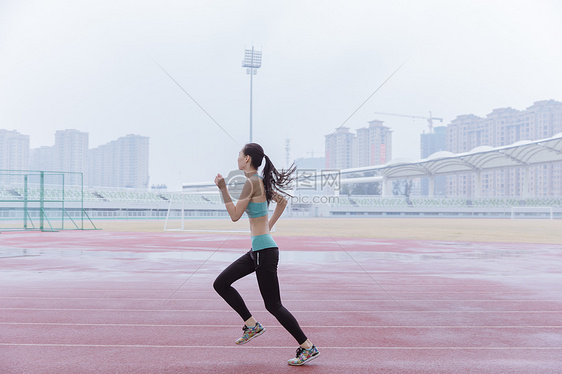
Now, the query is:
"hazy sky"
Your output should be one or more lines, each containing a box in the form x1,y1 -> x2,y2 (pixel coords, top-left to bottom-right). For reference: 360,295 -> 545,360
1,0 -> 561,189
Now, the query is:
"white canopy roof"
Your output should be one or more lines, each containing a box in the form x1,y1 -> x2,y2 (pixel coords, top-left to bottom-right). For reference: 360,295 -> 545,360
339,133 -> 562,179
184,134 -> 562,190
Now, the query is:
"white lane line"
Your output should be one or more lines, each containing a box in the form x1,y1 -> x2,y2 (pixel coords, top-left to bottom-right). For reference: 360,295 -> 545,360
0,323 -> 560,328
1,297 -> 561,302
1,290 -> 542,294
1,308 -> 561,313
0,343 -> 560,350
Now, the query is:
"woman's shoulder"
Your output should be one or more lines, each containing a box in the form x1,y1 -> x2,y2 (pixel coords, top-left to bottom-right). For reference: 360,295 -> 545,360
247,174 -> 264,181
247,174 -> 266,200
247,174 -> 263,184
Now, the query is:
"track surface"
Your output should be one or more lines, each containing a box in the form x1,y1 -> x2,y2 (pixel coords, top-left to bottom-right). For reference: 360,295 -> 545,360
1,231 -> 561,373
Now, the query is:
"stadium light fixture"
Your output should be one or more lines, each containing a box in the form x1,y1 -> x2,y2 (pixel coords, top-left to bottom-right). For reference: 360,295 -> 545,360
242,46 -> 262,143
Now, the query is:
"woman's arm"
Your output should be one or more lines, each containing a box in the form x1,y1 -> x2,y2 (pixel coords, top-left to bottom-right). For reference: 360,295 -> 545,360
269,191 -> 288,231
215,174 -> 252,222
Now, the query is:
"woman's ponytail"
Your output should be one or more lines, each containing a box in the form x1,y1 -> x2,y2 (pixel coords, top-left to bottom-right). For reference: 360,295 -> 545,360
242,143 -> 296,204
263,154 -> 296,203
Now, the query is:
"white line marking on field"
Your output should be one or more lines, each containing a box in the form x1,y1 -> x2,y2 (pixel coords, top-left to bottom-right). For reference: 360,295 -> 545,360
0,322 -> 560,328
0,343 -> 560,350
1,308 -> 561,313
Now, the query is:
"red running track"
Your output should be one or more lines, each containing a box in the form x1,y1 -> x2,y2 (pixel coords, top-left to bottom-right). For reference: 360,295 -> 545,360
0,230 -> 561,373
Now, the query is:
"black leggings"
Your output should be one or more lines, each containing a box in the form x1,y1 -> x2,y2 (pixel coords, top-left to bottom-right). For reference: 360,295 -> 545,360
213,247 -> 308,345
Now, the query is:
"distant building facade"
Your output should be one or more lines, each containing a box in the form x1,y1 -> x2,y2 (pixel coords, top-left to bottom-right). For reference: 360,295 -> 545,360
352,120 -> 392,167
420,126 -> 447,196
29,146 -> 54,172
0,129 -> 29,184
0,129 -> 29,171
89,134 -> 149,189
446,100 -> 562,197
53,129 -> 89,185
295,156 -> 326,171
325,120 -> 392,170
325,127 -> 354,170
0,128 -> 150,189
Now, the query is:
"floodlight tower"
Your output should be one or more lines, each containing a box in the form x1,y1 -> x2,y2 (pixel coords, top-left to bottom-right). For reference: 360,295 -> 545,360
242,46 -> 262,143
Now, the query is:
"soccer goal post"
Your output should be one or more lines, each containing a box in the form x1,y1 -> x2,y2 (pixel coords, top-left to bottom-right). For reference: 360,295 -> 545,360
0,169 -> 97,231
163,191 -> 252,233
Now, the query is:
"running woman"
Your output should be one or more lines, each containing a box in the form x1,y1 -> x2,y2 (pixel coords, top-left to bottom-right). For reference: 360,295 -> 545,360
213,143 -> 320,366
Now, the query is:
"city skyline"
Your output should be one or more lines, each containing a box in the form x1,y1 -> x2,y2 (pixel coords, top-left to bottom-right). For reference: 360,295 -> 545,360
2,1 -> 561,189
325,120 -> 392,170
446,100 -> 562,197
2,98 -> 562,192
1,129 -> 149,189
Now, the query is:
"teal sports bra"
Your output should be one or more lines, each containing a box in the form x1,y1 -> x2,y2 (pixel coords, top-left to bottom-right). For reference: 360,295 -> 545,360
245,174 -> 268,218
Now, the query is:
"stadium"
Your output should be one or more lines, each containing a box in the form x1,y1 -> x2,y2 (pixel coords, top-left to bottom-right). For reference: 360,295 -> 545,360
2,136 -> 562,372
2,133 -> 561,233
3,0 -> 562,371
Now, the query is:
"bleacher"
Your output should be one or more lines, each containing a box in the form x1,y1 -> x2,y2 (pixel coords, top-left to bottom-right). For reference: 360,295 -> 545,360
92,189 -> 169,203
328,196 -> 552,218
328,195 -> 562,211
4,183 -> 562,209
3,184 -> 561,219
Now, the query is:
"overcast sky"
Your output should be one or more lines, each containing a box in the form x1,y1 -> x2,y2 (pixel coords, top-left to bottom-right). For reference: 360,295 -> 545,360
1,0 -> 561,189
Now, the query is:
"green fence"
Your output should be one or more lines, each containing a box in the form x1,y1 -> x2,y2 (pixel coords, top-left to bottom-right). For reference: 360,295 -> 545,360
0,170 -> 97,231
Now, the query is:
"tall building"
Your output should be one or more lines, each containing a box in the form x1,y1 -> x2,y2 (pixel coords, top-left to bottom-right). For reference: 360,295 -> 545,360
325,127 -> 354,170
29,146 -> 54,172
0,129 -> 29,171
445,100 -> 562,197
0,129 -> 29,184
353,120 -> 392,167
53,129 -> 89,185
421,126 -> 447,158
89,134 -> 149,189
295,156 -> 326,171
1,129 -> 150,189
88,144 -> 111,188
325,120 -> 392,170
419,126 -> 447,196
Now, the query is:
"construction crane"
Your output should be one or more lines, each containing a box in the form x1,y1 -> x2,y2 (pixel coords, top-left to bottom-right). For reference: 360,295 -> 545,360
373,111 -> 443,133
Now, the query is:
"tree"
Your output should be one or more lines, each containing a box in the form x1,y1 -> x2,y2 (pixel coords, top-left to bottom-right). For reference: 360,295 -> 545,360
392,180 -> 413,197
